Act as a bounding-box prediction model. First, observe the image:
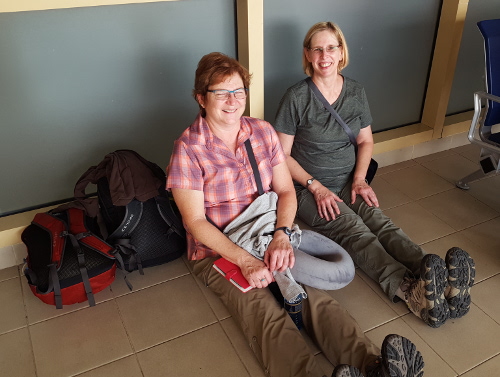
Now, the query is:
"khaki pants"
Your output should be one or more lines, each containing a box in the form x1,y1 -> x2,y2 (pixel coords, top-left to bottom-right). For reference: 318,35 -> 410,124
191,257 -> 380,377
296,180 -> 426,301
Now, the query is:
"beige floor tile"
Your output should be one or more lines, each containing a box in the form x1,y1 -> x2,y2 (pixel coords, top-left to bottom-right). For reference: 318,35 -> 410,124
461,217 -> 500,251
0,265 -> 19,281
452,143 -> 482,163
220,318 -> 266,377
0,327 -> 36,377
30,301 -> 133,377
366,318 -> 458,377
376,159 -> 417,175
180,256 -> 231,319
401,304 -> 500,375
417,188 -> 499,231
110,258 -> 190,297
328,272 -> 400,332
466,174 -> 500,213
21,274 -> 114,325
356,269 -> 409,316
421,231 -> 500,283
461,354 -> 500,377
472,275 -> 500,324
76,356 -> 143,377
314,352 -> 335,377
181,250 -> 231,322
413,148 -> 457,164
116,275 -> 216,351
381,164 -> 454,200
370,176 -> 413,210
419,154 -> 479,184
384,202 -> 455,245
137,323 -> 250,377
191,273 -> 231,320
0,277 -> 27,334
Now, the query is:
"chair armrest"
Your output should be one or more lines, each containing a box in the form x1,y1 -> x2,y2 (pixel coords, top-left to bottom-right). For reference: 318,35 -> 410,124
467,91 -> 500,147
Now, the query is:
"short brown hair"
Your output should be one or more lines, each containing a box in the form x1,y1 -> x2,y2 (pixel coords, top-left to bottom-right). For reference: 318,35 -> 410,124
193,52 -> 252,116
302,22 -> 349,76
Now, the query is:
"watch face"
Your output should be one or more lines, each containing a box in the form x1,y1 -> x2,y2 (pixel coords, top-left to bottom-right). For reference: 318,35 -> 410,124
307,179 -> 313,185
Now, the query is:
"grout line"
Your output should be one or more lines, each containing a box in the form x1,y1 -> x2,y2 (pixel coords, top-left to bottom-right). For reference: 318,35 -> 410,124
22,266 -> 39,377
457,351 -> 500,376
109,298 -> 146,377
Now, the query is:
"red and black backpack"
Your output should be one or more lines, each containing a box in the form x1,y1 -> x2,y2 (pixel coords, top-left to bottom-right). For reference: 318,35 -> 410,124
21,207 -> 117,309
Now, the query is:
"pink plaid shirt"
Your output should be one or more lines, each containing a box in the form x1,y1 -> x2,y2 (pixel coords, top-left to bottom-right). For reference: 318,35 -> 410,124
166,114 -> 286,260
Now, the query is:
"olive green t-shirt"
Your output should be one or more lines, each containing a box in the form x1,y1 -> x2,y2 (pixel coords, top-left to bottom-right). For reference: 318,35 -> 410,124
273,77 -> 372,193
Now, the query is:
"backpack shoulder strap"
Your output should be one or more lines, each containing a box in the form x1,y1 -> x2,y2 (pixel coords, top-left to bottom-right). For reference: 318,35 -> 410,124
106,199 -> 143,242
31,212 -> 67,269
66,208 -> 115,259
155,193 -> 186,239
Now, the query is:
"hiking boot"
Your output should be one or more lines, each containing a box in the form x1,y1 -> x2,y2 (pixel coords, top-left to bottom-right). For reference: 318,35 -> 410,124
403,254 -> 449,328
445,247 -> 475,319
332,364 -> 364,377
365,334 -> 424,377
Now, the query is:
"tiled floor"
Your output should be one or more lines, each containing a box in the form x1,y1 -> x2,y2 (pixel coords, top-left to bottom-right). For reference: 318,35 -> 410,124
1,143 -> 500,377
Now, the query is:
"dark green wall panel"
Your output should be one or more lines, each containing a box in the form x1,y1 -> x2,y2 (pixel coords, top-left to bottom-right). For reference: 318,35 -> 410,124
0,0 -> 236,215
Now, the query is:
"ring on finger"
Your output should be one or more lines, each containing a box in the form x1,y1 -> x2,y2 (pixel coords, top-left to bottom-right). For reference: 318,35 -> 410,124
260,278 -> 266,282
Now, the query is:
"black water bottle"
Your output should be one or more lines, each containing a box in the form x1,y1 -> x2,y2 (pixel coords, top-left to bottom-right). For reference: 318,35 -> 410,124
284,296 -> 303,330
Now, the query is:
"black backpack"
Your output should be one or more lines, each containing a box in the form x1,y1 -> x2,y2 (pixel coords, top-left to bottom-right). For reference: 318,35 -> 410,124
98,178 -> 186,273
73,149 -> 186,275
22,208 -> 117,309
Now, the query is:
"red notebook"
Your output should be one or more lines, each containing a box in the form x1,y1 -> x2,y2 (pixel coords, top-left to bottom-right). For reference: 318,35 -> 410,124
213,258 -> 253,293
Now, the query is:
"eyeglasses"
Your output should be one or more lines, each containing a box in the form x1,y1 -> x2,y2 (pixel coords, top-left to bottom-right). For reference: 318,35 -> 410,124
308,45 -> 341,55
207,88 -> 248,100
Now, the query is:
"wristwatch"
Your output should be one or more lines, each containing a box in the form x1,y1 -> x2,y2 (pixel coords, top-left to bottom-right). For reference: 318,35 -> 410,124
306,178 -> 315,187
274,226 -> 292,238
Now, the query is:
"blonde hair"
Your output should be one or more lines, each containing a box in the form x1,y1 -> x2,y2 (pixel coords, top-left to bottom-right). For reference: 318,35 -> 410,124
302,21 -> 349,76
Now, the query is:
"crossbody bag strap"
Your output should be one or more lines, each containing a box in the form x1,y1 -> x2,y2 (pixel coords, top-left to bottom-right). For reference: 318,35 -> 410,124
244,139 -> 264,196
305,77 -> 358,151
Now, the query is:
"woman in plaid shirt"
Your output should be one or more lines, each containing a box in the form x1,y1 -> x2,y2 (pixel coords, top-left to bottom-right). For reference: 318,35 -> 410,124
166,52 -> 424,377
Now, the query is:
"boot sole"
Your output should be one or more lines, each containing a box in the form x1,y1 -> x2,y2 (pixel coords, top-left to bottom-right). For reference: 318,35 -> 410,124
333,364 -> 364,377
421,254 -> 449,328
445,247 -> 475,319
382,334 -> 424,377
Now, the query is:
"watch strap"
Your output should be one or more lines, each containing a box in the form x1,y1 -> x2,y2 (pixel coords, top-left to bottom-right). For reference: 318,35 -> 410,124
274,227 -> 292,237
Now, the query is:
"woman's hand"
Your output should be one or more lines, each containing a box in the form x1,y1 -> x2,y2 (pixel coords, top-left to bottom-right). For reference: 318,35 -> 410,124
240,257 -> 274,289
310,183 -> 343,221
264,231 -> 295,273
351,178 -> 379,207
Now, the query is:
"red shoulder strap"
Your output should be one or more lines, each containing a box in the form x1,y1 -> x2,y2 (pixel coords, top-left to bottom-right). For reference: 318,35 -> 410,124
32,212 -> 66,269
66,208 -> 115,258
